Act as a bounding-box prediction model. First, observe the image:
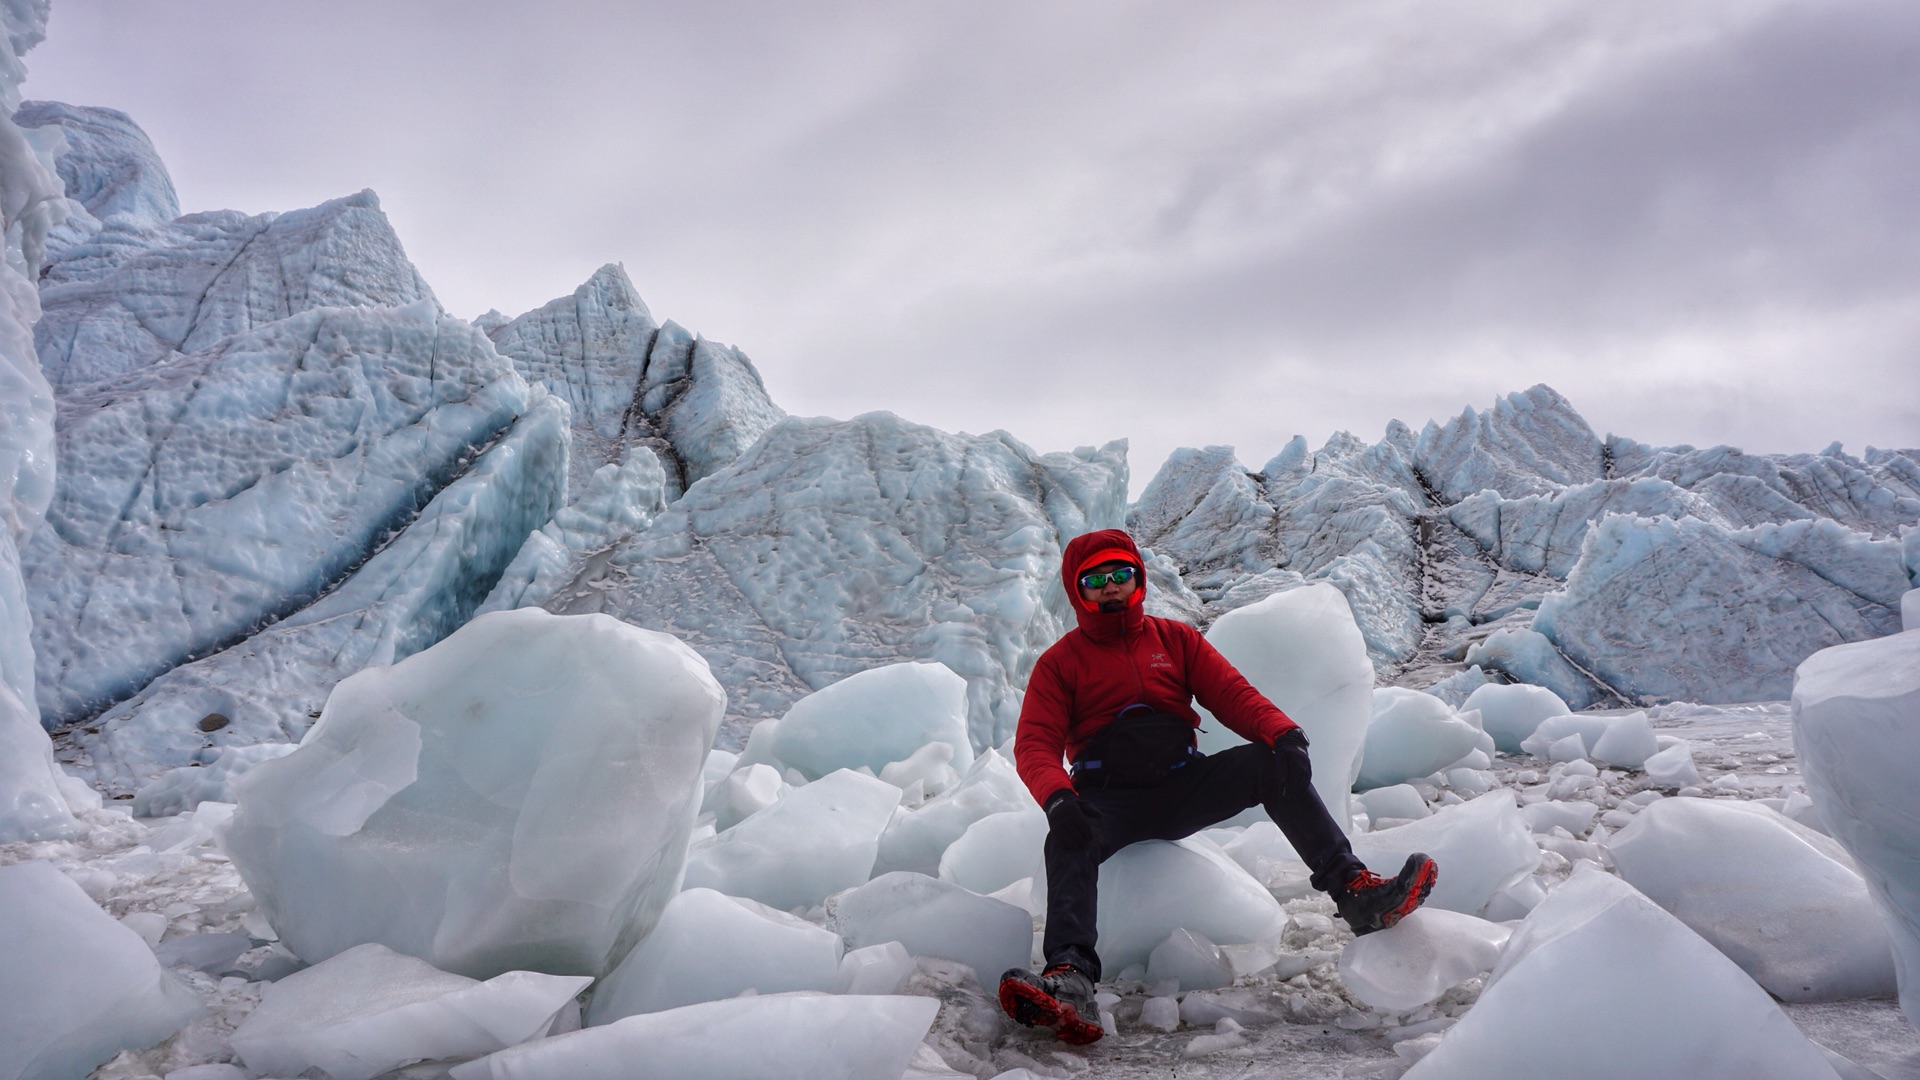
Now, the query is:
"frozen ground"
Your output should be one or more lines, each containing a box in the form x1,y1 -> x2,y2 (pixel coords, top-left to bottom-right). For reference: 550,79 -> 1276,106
8,698 -> 1916,1080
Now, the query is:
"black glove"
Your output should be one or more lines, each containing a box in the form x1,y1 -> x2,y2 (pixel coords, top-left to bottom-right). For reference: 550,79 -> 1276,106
1271,728 -> 1313,800
1044,789 -> 1101,849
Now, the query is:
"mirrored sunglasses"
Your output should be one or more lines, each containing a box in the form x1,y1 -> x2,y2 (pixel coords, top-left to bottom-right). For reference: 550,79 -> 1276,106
1078,566 -> 1137,590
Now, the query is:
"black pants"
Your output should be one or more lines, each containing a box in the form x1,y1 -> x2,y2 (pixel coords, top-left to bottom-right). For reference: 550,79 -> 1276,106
1042,741 -> 1364,981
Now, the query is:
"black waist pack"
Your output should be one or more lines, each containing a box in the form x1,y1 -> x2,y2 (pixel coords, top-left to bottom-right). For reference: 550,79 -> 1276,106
1071,708 -> 1198,789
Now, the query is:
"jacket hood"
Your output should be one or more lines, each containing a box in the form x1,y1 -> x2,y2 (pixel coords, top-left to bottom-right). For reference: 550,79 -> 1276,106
1061,528 -> 1146,639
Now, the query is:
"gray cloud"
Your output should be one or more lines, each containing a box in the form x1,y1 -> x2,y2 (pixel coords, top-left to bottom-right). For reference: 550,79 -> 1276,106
25,0 -> 1919,492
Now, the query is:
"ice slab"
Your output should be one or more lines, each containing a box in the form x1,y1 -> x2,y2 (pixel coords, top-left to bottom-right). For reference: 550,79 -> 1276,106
740,661 -> 974,781
1337,908 -> 1510,1012
1641,739 -> 1703,788
938,808 -> 1046,896
1460,682 -> 1569,754
1793,628 -> 1920,1026
225,608 -> 723,978
585,888 -> 842,1024
1357,785 -> 1431,824
450,993 -> 939,1080
1037,837 -> 1288,973
876,746 -> 1034,878
831,872 -> 1032,986
1359,688 -> 1484,790
131,744 -> 297,818
684,768 -> 902,911
1611,797 -> 1895,1002
1905,588 -> 1919,632
228,943 -> 587,1080
1402,866 -> 1842,1079
707,762 -> 790,832
838,940 -> 916,995
1217,820 -> 1315,899
0,860 -> 201,1080
1350,791 -> 1537,917
1147,928 -> 1234,992
1199,583 -> 1375,826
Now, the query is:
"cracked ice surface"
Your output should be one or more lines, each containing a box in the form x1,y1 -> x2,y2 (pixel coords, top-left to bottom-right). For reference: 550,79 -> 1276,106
533,412 -> 1128,750
1130,384 -> 1919,707
25,304 -> 533,729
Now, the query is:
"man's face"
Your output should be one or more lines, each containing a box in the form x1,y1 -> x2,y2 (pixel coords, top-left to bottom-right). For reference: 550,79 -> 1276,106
1078,560 -> 1139,613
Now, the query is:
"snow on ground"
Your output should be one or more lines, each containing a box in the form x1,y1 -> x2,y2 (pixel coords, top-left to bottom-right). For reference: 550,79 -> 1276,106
8,697 -> 1919,1080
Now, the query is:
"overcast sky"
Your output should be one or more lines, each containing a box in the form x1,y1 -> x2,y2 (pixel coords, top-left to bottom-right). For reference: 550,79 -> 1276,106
24,0 -> 1919,494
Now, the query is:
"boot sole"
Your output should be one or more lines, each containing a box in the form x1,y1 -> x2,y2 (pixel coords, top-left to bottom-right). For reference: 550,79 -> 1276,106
1379,856 -> 1438,931
999,975 -> 1105,1045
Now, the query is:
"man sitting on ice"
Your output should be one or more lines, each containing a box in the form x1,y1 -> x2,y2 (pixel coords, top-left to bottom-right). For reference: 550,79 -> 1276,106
999,528 -> 1437,1044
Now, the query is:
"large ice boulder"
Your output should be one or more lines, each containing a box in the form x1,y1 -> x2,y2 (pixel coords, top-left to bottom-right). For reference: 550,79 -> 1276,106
1198,583 -> 1375,826
874,749 -> 1034,877
1337,908 -> 1510,1012
830,872 -> 1033,986
1460,682 -> 1570,754
225,608 -> 724,978
1403,866 -> 1843,1080
739,661 -> 974,780
1034,837 -> 1289,973
1350,791 -> 1538,917
585,889 -> 843,1024
683,768 -> 901,911
449,993 -> 939,1080
939,807 -> 1047,896
1358,688 -> 1485,790
1610,798 -> 1895,1001
228,943 -> 588,1080
0,860 -> 202,1080
1793,628 -> 1920,1026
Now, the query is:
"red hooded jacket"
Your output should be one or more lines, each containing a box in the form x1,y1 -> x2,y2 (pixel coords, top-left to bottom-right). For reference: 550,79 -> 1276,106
1013,529 -> 1300,807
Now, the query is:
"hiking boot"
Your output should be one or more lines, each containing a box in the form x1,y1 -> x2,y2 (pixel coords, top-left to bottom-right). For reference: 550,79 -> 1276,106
998,963 -> 1103,1044
1335,853 -> 1438,935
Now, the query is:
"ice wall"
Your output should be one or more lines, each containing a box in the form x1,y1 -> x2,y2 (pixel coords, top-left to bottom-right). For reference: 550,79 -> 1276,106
520,411 -> 1128,749
1132,385 -> 1919,705
24,303 -> 535,730
0,0 -> 86,841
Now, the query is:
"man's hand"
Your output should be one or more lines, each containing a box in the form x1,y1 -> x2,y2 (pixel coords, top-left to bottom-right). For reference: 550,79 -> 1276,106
1045,789 -> 1101,848
1272,728 -> 1313,799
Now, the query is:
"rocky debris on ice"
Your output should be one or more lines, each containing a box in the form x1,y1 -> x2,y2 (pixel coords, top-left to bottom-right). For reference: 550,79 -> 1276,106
77,390 -> 569,797
450,993 -> 940,1080
524,411 -> 1127,749
585,888 -> 844,1024
1793,626 -> 1920,1028
226,943 -> 588,1080
25,303 -> 535,731
829,871 -> 1033,989
224,609 -> 723,979
684,768 -> 902,911
483,264 -> 785,498
1350,791 -> 1539,917
0,859 -> 202,1080
737,661 -> 974,781
1610,797 -> 1896,1002
1198,583 -> 1375,827
1403,866 -> 1845,1079
1337,908 -> 1510,1012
